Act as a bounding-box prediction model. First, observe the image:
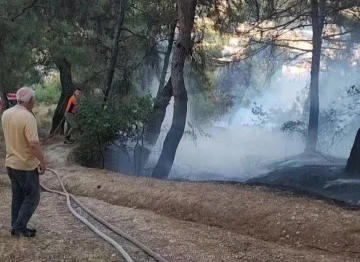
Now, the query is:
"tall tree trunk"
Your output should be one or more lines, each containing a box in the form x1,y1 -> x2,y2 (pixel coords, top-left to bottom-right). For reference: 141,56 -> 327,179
104,0 -> 126,103
152,0 -> 197,179
145,77 -> 173,145
143,20 -> 177,146
346,128 -> 360,174
157,20 -> 177,96
51,58 -> 74,134
306,0 -> 326,152
0,38 -> 8,113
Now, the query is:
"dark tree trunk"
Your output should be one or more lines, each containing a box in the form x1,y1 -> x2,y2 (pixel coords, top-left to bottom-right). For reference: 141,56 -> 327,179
51,58 -> 74,134
306,0 -> 326,152
143,20 -> 177,146
152,0 -> 197,179
145,77 -> 173,145
157,20 -> 177,96
1,92 -> 9,113
346,128 -> 360,174
104,0 -> 126,103
0,38 -> 8,113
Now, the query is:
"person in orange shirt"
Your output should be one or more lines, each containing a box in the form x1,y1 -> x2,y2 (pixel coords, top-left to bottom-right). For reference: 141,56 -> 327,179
64,88 -> 81,144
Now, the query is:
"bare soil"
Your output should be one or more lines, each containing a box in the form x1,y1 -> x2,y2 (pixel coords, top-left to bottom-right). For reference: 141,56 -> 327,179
0,141 -> 360,261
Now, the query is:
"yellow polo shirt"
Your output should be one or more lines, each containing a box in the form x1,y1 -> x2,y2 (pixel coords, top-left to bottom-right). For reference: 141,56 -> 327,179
1,105 -> 40,170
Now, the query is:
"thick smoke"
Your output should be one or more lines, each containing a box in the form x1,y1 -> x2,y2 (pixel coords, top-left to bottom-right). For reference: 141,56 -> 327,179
136,26 -> 360,181
147,55 -> 360,181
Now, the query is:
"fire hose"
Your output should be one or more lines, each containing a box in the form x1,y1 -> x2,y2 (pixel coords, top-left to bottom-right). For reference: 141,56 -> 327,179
41,168 -> 169,262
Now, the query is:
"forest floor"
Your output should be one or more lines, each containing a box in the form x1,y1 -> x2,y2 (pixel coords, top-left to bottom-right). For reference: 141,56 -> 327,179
1,139 -> 360,261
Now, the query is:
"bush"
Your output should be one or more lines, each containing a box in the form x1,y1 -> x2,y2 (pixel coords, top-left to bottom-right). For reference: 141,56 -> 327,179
281,120 -> 307,137
34,76 -> 61,104
74,94 -> 152,167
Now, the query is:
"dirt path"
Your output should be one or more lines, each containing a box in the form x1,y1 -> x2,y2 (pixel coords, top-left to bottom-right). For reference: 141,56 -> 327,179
0,142 -> 360,261
0,186 -> 120,262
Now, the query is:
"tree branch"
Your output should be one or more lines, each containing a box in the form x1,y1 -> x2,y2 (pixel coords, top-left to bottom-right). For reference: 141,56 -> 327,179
11,0 -> 38,21
80,68 -> 109,86
252,40 -> 312,52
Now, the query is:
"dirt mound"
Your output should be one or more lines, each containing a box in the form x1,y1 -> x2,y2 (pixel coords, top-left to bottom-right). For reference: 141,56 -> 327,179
0,185 -> 354,262
44,142 -> 75,167
35,164 -> 360,260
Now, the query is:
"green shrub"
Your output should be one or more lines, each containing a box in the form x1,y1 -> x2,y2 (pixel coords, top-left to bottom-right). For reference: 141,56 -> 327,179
74,94 -> 152,167
34,76 -> 61,104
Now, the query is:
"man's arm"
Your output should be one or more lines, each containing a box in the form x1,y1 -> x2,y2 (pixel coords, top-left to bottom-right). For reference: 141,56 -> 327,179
29,141 -> 46,174
25,116 -> 46,174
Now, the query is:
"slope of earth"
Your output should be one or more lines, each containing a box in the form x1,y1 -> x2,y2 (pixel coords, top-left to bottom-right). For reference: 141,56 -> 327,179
0,184 -> 352,262
0,141 -> 360,261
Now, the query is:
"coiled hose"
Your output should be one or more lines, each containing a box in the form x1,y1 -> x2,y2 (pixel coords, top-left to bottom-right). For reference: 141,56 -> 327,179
41,168 -> 169,262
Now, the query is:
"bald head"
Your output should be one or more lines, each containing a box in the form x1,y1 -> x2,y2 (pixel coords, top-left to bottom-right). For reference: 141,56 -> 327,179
16,87 -> 36,110
16,87 -> 35,103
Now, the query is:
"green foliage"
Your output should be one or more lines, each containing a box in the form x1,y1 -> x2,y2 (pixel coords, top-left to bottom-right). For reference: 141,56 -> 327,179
34,74 -> 61,104
74,94 -> 152,167
0,22 -> 39,92
190,90 -> 235,123
188,20 -> 236,123
0,0 -> 53,92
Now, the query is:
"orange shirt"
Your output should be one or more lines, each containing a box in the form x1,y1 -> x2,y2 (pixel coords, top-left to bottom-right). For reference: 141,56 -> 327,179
66,95 -> 77,113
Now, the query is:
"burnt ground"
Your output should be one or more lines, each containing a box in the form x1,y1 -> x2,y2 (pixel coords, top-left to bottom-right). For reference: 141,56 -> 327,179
173,154 -> 360,208
246,164 -> 360,207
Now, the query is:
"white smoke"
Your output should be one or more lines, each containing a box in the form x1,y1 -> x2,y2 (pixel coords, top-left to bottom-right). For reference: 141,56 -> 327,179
147,58 -> 359,181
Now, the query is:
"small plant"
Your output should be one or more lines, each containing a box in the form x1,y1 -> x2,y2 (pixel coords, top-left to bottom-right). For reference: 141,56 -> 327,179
184,121 -> 211,146
250,101 -> 272,126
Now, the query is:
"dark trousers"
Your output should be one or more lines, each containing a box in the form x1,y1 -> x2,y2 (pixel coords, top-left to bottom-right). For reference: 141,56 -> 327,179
7,167 -> 40,230
65,112 -> 77,139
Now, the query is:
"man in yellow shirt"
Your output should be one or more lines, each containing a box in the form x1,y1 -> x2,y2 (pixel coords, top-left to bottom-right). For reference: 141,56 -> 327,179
2,86 -> 46,237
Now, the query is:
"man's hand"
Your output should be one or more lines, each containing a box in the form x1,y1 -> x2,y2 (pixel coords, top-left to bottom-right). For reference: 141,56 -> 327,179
29,141 -> 46,175
39,161 -> 46,175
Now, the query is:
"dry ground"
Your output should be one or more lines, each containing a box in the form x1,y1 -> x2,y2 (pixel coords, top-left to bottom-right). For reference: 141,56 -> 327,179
0,140 -> 360,261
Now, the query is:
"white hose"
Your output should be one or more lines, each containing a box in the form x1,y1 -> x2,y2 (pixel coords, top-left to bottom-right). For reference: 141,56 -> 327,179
43,169 -> 134,262
42,168 -> 169,262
